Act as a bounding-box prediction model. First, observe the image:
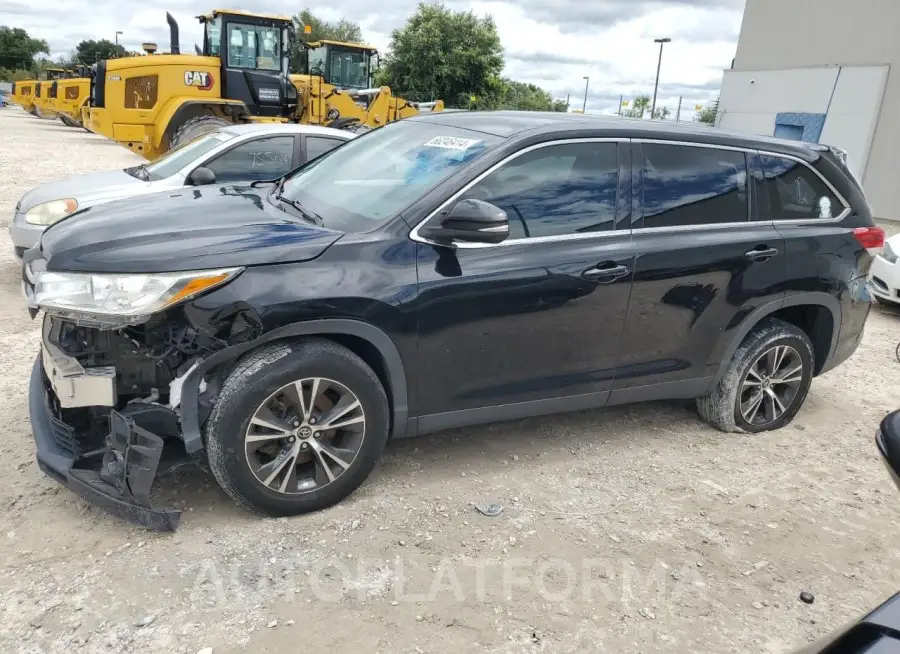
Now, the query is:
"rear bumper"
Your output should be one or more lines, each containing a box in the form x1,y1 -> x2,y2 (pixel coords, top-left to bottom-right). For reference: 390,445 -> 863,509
28,355 -> 181,531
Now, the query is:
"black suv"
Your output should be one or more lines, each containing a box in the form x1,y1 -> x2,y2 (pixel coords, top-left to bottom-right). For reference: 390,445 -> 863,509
24,111 -> 882,530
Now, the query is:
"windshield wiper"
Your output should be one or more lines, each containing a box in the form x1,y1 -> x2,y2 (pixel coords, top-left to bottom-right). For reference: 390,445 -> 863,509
273,182 -> 323,226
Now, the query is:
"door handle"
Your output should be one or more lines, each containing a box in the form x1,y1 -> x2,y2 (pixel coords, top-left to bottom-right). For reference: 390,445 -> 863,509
744,247 -> 779,261
582,263 -> 630,283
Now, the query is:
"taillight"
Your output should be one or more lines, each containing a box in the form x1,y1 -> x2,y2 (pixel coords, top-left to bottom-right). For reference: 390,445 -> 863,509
854,226 -> 885,254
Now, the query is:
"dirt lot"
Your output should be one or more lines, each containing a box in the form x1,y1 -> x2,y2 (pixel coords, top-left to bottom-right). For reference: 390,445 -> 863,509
1,106 -> 900,654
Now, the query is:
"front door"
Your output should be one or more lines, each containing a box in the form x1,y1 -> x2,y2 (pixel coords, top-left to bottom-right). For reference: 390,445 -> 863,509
612,141 -> 788,396
414,138 -> 634,421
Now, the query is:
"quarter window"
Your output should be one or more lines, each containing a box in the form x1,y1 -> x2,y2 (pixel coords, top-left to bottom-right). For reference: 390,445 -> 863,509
759,154 -> 844,220
461,142 -> 619,239
641,144 -> 749,228
204,136 -> 295,183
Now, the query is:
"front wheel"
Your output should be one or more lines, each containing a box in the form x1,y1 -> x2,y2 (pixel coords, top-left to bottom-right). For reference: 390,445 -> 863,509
697,318 -> 815,433
206,339 -> 390,516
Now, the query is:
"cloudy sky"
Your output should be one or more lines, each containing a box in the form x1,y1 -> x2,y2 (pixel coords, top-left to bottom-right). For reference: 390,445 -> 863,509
2,0 -> 746,116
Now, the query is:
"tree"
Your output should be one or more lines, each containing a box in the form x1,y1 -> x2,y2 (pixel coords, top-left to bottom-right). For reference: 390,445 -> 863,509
496,78 -> 554,111
652,106 -> 671,120
696,97 -> 719,125
551,99 -> 568,112
0,26 -> 49,70
623,94 -> 650,119
290,9 -> 363,72
75,39 -> 126,64
377,2 -> 504,102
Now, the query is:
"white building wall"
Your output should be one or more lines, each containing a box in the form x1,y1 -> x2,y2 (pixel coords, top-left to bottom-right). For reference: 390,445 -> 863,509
721,0 -> 900,219
719,65 -> 888,181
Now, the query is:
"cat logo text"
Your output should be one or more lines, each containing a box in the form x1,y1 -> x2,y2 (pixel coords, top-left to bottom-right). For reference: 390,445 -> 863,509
184,71 -> 214,91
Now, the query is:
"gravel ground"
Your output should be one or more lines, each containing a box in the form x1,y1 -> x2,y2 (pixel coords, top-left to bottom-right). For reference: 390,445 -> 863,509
1,106 -> 900,654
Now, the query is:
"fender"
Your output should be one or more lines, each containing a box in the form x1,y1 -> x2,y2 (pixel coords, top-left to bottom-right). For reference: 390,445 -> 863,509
710,291 -> 841,387
157,98 -> 249,149
179,319 -> 410,453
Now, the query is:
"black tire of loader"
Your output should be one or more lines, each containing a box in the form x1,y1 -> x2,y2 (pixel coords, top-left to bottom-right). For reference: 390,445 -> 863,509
170,115 -> 231,149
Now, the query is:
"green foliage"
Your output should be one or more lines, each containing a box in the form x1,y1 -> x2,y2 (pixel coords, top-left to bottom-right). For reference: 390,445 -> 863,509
623,94 -> 650,119
378,2 -> 504,101
696,98 -> 719,125
0,67 -> 35,82
652,106 -> 671,120
0,26 -> 49,71
75,39 -> 127,64
290,8 -> 364,72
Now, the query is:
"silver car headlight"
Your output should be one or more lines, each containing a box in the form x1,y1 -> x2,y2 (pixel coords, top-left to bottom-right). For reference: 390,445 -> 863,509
24,199 -> 79,226
33,267 -> 242,324
883,241 -> 898,264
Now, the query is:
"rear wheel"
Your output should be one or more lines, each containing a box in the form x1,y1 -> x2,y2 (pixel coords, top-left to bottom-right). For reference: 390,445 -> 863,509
697,318 -> 815,433
206,339 -> 390,516
170,115 -> 230,148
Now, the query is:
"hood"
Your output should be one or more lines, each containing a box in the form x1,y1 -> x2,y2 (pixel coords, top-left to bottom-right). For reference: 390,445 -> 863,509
39,184 -> 344,274
18,169 -> 143,214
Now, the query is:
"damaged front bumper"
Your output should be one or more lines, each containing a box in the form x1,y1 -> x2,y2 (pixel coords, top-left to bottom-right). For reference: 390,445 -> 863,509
29,355 -> 182,531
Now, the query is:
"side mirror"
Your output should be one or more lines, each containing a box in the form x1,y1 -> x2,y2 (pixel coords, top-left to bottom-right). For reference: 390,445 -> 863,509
188,166 -> 216,186
419,198 -> 509,245
877,410 -> 900,491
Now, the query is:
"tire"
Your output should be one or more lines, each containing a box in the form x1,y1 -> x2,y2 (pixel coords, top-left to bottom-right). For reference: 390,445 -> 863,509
697,318 -> 815,434
171,115 -> 230,148
206,339 -> 390,517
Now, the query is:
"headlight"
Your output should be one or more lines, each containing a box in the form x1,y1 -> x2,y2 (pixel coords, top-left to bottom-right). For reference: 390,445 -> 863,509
883,241 -> 898,264
24,199 -> 78,226
33,267 -> 242,325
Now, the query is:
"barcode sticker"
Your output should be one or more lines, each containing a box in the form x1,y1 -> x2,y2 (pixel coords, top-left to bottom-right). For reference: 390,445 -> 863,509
423,136 -> 481,151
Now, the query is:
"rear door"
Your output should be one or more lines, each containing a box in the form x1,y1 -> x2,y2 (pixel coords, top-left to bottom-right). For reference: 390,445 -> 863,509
302,135 -> 348,164
610,140 -> 788,399
413,138 -> 635,419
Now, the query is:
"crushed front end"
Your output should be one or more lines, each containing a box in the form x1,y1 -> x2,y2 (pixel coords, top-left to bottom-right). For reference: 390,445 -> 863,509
23,258 -> 254,531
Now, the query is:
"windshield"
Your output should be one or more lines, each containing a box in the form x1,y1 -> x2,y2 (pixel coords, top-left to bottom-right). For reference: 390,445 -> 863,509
330,50 -> 369,89
280,120 -> 502,231
226,23 -> 281,71
140,132 -> 233,180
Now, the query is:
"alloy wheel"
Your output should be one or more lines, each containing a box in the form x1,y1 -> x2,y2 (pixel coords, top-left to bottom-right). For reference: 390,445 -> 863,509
244,377 -> 366,494
738,345 -> 805,427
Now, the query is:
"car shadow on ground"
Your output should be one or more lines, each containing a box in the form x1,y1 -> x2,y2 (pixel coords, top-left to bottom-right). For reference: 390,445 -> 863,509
149,398 -> 703,529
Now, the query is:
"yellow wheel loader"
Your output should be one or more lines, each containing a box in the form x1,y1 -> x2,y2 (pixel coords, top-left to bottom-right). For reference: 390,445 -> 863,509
85,9 -> 442,159
32,68 -> 71,119
290,37 -> 443,131
52,66 -> 92,127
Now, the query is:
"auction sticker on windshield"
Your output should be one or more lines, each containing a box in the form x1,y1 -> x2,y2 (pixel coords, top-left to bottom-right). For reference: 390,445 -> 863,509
423,136 -> 482,150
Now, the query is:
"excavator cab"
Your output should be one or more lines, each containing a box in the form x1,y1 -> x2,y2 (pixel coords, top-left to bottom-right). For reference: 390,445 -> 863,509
198,9 -> 297,118
305,40 -> 378,91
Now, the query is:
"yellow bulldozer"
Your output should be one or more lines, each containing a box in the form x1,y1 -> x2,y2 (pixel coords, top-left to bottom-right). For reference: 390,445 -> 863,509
85,9 -> 443,159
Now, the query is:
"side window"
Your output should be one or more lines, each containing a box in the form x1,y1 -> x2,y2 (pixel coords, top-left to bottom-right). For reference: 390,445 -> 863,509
641,144 -> 749,229
460,142 -> 618,239
204,136 -> 295,183
759,154 -> 844,220
306,137 -> 345,161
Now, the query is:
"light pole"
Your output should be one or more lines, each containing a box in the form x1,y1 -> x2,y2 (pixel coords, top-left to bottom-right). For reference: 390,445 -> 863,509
650,37 -> 671,119
115,30 -> 123,57
582,76 -> 589,113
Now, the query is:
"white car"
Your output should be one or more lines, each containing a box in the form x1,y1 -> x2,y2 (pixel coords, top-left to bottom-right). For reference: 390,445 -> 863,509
869,233 -> 900,304
10,123 -> 354,257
